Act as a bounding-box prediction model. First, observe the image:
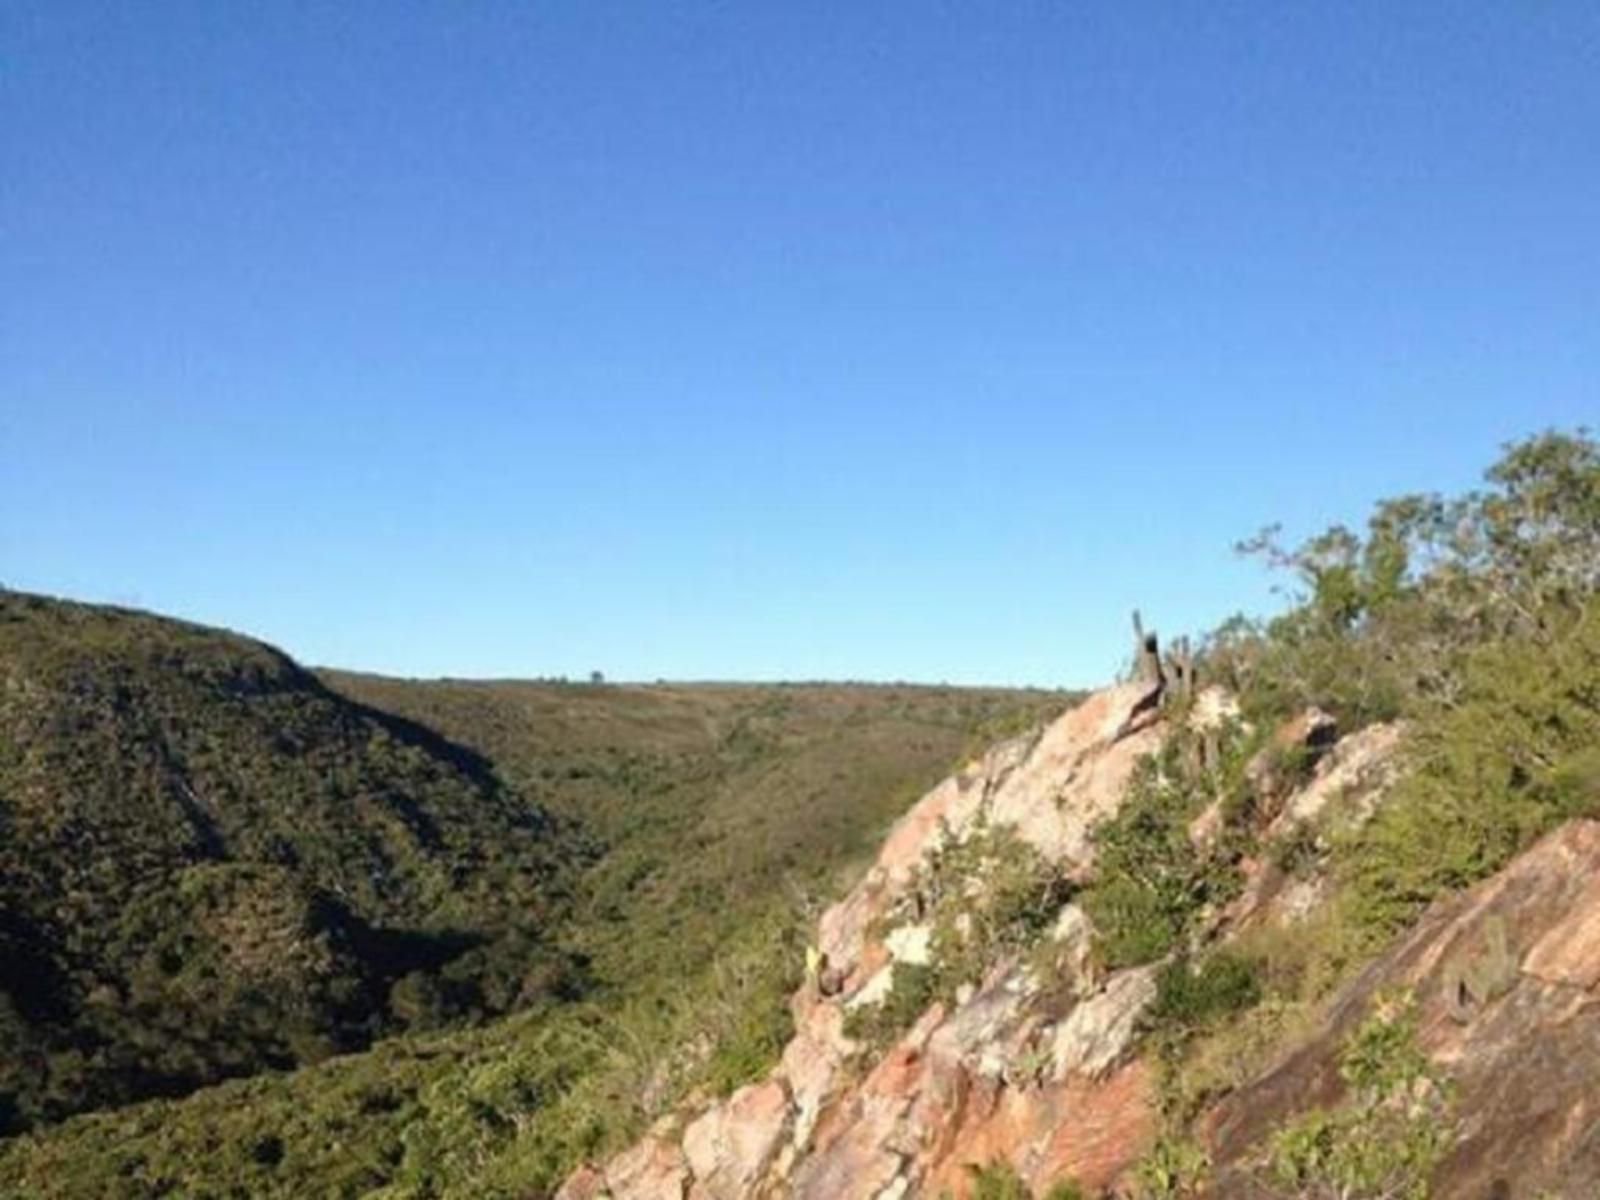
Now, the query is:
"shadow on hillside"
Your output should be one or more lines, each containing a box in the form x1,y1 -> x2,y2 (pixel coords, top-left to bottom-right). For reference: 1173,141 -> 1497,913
308,674 -> 500,783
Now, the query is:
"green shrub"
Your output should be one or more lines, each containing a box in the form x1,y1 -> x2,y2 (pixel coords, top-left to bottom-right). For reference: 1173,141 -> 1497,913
1262,994 -> 1452,1200
1146,952 -> 1261,1042
1080,731 -> 1251,969
1129,1135 -> 1210,1199
1338,603 -> 1600,940
945,1161 -> 1086,1200
965,1159 -> 1033,1200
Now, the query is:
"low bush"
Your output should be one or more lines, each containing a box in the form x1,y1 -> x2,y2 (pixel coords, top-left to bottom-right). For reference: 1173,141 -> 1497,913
1129,1135 -> 1210,1199
1146,952 -> 1261,1042
947,1161 -> 1086,1200
1260,994 -> 1453,1200
1080,727 -> 1253,969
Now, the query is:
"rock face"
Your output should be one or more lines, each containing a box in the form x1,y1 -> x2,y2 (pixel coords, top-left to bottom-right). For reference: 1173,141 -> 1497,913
1206,818 -> 1600,1199
565,686 -> 1600,1200
1267,719 -> 1404,835
1225,716 -> 1406,936
558,684 -> 1170,1200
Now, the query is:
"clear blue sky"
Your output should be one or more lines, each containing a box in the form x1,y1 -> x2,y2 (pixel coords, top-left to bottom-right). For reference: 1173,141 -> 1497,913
4,4 -> 1596,685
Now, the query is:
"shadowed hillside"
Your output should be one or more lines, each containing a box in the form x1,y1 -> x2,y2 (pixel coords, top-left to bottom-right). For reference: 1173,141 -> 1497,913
0,592 -> 1072,1177
320,672 -> 1071,995
0,592 -> 585,1134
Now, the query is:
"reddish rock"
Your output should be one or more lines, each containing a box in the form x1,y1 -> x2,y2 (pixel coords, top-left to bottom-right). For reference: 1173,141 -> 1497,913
1207,819 -> 1600,1199
554,1164 -> 608,1200
781,1000 -> 850,1151
556,685 -> 1211,1200
927,1059 -> 1157,1197
1034,1061 -> 1158,1190
562,1131 -> 691,1200
1520,871 -> 1600,990
682,1080 -> 791,1200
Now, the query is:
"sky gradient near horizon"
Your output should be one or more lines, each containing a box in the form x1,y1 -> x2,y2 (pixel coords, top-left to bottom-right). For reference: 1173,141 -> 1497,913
5,4 -> 1597,685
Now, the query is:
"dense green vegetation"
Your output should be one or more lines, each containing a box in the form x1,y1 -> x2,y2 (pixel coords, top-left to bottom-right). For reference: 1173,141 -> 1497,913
2,429 -> 1593,1197
1078,718 -> 1257,970
1141,430 -> 1600,1187
321,670 -> 1063,1009
1203,430 -> 1600,943
0,593 -> 1068,1195
0,593 -> 585,1135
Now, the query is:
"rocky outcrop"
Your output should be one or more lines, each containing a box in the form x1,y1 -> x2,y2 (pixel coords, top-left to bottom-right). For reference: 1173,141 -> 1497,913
683,1080 -> 793,1199
1265,718 -> 1404,835
1206,818 -> 1600,1199
557,686 -> 1417,1200
558,683 -> 1171,1200
559,1128 -> 691,1200
562,672 -> 1600,1200
1225,716 -> 1405,936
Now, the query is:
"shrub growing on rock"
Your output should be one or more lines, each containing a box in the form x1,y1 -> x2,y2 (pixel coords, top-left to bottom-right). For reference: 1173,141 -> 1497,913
1146,951 -> 1262,1042
1080,727 -> 1253,969
1260,994 -> 1453,1200
846,820 -> 1072,1051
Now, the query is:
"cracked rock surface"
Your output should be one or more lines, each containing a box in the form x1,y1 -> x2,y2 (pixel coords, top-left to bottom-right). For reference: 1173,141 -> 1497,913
559,687 -> 1600,1200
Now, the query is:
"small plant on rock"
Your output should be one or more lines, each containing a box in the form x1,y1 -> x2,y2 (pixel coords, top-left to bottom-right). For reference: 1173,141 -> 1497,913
847,817 -> 1072,1052
1129,1135 -> 1211,1199
841,961 -> 937,1049
947,1161 -> 1088,1200
1259,992 -> 1454,1200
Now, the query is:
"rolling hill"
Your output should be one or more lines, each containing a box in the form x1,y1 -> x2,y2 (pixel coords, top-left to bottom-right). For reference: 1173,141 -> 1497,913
0,590 -> 1071,1160
0,592 -> 585,1134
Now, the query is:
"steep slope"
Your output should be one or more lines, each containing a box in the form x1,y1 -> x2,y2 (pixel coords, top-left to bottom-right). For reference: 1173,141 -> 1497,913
320,672 -> 1068,995
0,591 -> 581,1133
1205,819 -> 1600,1197
554,683 -> 1178,1199
0,592 -> 1070,1194
558,678 -> 1600,1200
